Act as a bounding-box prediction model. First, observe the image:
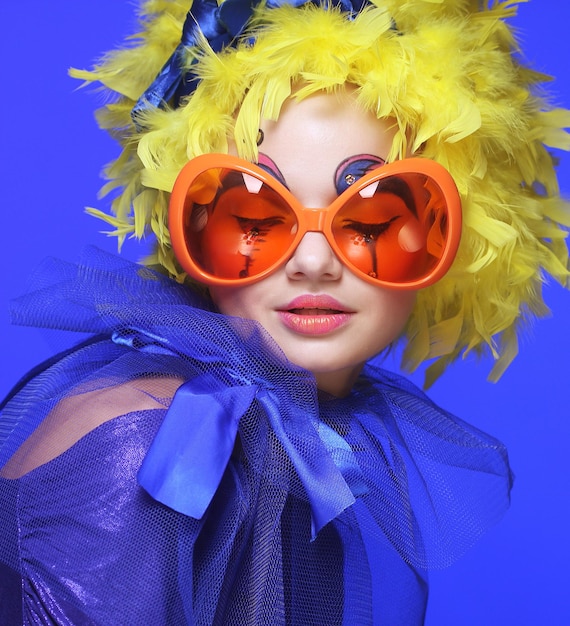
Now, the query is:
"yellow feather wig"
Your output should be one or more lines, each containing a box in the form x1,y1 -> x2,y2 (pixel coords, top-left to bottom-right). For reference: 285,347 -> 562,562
70,0 -> 570,385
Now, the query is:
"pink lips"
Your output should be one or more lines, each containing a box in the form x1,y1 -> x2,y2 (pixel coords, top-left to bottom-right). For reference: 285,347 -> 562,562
277,295 -> 353,335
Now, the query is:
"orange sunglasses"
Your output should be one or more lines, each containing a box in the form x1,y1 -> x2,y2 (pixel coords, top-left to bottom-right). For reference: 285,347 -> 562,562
169,153 -> 462,289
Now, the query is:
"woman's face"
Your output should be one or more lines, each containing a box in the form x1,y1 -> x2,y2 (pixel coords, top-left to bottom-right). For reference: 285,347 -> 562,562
209,88 -> 416,396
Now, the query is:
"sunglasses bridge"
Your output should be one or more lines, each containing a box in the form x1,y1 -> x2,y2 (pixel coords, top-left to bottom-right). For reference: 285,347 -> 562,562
296,207 -> 330,232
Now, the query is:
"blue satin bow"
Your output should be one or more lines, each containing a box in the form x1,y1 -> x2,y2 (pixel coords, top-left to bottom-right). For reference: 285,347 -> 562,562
114,325 -> 366,539
132,0 -> 372,121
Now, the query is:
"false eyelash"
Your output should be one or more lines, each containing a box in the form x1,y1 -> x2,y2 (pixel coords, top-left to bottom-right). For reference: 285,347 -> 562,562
341,215 -> 400,240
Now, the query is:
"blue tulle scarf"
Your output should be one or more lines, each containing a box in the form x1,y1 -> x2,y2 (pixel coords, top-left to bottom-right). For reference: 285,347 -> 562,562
0,247 -> 513,624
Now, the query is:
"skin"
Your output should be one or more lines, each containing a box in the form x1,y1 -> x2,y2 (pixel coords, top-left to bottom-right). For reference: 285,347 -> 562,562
211,88 -> 416,397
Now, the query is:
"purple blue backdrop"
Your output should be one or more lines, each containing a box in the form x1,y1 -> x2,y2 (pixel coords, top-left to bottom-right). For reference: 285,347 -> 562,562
1,2 -> 568,624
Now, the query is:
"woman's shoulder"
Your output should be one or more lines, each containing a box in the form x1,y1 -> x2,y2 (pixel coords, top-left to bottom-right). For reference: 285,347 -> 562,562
0,376 -> 183,479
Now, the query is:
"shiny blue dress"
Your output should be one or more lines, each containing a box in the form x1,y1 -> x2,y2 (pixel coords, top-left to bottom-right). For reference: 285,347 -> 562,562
0,248 -> 512,625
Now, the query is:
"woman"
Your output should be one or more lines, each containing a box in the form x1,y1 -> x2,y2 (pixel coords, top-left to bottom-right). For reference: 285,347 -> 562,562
0,0 -> 567,623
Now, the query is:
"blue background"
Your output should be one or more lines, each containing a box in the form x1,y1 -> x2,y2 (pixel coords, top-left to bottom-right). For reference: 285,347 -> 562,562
0,2 -> 568,624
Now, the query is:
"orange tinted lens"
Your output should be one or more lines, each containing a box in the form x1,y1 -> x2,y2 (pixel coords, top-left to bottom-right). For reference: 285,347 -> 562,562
332,172 -> 450,283
183,168 -> 298,280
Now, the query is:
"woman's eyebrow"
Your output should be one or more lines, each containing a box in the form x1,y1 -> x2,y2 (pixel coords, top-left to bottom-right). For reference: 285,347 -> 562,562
257,152 -> 289,189
335,154 -> 386,194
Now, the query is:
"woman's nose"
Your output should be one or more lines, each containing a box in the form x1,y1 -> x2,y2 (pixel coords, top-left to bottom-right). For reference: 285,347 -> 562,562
285,232 -> 343,282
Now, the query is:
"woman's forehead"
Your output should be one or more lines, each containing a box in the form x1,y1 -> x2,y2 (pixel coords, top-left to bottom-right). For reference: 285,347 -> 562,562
257,90 -> 397,206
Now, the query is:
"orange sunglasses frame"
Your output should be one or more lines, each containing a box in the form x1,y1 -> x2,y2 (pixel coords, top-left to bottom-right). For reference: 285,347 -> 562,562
169,153 -> 462,289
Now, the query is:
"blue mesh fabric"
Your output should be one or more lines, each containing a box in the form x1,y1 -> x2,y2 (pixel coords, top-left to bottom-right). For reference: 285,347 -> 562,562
0,248 -> 512,625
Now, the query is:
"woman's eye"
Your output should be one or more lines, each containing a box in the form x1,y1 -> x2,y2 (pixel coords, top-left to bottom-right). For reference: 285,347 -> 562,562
342,215 -> 400,242
234,215 -> 285,236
